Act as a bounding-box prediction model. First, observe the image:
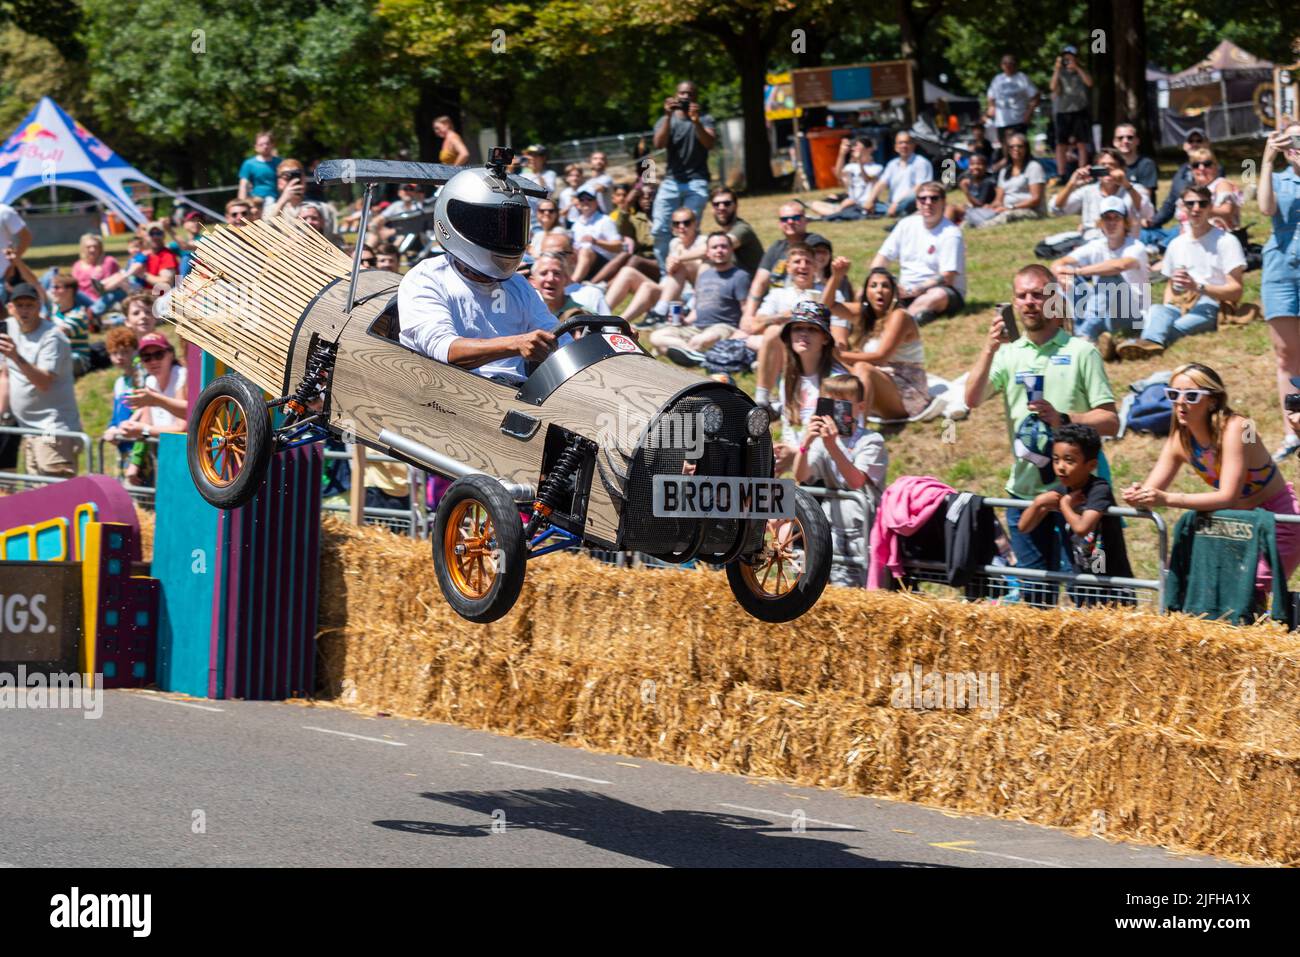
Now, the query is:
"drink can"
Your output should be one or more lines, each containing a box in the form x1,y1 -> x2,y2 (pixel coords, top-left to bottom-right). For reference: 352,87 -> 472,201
668,301 -> 684,326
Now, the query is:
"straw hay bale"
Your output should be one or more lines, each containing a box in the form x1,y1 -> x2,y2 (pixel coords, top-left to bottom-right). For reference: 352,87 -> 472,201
315,516 -> 1300,864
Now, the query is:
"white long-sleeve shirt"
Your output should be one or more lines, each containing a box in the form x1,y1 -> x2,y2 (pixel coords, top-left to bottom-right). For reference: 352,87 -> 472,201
397,254 -> 559,380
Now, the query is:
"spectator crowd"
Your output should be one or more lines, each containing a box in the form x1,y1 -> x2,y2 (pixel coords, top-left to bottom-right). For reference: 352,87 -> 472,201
3,59 -> 1300,618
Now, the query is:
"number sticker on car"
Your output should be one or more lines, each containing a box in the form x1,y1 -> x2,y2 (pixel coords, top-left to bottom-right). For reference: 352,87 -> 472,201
652,476 -> 798,519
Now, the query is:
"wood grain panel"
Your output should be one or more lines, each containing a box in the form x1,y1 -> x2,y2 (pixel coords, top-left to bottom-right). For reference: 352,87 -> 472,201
299,294 -> 708,547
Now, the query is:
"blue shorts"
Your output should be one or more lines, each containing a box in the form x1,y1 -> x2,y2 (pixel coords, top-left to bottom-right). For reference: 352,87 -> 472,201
1263,277 -> 1300,320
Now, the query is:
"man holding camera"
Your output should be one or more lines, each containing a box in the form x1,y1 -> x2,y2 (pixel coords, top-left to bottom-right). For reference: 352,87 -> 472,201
1048,148 -> 1153,243
651,80 -> 716,272
1050,46 -> 1092,180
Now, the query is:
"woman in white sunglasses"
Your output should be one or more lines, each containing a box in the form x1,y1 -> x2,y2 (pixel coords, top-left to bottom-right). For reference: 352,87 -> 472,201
1123,362 -> 1300,593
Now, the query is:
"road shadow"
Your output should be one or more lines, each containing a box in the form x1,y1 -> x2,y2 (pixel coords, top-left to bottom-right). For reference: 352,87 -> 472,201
373,788 -> 948,868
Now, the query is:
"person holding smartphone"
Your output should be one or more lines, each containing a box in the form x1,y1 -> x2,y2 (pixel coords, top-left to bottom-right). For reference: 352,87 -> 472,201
0,283 -> 82,477
1259,122 -> 1300,461
964,264 -> 1118,605
792,374 -> 887,587
262,158 -> 307,221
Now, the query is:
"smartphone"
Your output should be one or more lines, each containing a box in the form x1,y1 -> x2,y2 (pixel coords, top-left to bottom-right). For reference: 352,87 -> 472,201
1087,165 -> 1109,180
998,303 -> 1020,342
1291,134 -> 1300,150
831,399 -> 856,436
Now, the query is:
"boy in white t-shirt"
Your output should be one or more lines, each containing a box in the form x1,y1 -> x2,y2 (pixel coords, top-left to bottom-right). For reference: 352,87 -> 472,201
1050,195 -> 1150,359
870,181 -> 966,325
792,374 -> 888,587
569,187 -> 622,282
1118,184 -> 1246,360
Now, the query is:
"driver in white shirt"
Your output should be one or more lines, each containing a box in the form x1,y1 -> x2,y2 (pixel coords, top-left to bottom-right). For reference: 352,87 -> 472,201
398,165 -> 565,381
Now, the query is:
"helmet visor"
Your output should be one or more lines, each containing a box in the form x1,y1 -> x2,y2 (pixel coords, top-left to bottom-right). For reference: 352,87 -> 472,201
447,198 -> 528,254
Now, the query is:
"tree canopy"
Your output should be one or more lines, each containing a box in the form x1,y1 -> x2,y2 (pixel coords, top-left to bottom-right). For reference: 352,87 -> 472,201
0,0 -> 1292,190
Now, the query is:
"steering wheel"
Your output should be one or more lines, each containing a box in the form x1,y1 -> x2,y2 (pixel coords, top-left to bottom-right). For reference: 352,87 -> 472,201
522,314 -> 640,377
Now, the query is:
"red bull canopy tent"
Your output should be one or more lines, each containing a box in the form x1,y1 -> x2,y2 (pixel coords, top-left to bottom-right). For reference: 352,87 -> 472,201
0,97 -> 220,227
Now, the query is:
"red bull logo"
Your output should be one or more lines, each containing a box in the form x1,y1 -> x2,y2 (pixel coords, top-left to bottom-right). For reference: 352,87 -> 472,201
11,122 -> 59,144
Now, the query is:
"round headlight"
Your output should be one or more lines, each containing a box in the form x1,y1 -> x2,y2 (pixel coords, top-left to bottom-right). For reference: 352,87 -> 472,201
746,405 -> 771,438
700,402 -> 724,437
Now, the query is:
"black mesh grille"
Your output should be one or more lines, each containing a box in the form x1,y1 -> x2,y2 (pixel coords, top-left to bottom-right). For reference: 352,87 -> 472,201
621,386 -> 772,554
446,198 -> 528,253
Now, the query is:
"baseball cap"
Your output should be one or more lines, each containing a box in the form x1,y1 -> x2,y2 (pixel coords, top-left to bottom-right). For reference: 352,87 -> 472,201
8,282 -> 38,302
575,185 -> 598,199
805,234 -> 833,253
136,332 -> 173,354
1062,44 -> 1079,55
523,144 -> 548,156
184,211 -> 204,223
1185,127 -> 1207,140
1098,196 -> 1127,217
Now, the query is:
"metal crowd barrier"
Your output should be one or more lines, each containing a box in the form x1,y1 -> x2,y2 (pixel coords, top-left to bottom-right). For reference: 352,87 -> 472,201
322,447 -> 424,538
894,496 -> 1169,611
0,424 -> 98,491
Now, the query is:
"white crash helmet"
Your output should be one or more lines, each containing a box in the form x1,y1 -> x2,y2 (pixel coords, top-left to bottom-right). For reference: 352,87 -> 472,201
433,166 -> 531,280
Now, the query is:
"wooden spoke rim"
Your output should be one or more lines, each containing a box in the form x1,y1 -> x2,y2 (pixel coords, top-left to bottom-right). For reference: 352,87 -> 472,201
739,518 -> 806,599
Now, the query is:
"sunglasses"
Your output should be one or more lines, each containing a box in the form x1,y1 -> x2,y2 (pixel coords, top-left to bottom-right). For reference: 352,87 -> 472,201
672,219 -> 694,226
711,200 -> 735,207
779,214 -> 805,223
1190,161 -> 1215,169
1183,199 -> 1210,208
139,351 -> 169,361
1164,387 -> 1211,404
915,194 -> 942,203
148,230 -> 164,236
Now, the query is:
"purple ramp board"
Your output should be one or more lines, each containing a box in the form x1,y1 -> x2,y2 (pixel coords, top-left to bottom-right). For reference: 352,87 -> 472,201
0,475 -> 140,562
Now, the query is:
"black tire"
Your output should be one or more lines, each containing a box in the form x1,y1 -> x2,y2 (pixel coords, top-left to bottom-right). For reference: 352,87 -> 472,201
187,373 -> 273,510
433,474 -> 527,624
726,487 -> 831,623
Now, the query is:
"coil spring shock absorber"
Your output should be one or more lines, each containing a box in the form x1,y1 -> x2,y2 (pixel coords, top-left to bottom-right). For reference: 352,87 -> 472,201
525,438 -> 588,538
283,339 -> 337,424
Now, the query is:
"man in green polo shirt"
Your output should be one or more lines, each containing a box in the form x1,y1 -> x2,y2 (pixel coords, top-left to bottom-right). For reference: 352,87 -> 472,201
965,263 -> 1119,604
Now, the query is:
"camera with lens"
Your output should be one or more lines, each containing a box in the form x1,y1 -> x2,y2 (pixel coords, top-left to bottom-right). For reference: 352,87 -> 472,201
1286,393 -> 1300,413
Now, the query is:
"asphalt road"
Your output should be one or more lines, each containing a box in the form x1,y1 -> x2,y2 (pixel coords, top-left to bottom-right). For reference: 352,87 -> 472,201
0,690 -> 1237,868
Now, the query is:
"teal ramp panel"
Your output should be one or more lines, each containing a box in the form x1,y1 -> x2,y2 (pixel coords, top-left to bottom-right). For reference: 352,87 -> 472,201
153,433 -> 222,697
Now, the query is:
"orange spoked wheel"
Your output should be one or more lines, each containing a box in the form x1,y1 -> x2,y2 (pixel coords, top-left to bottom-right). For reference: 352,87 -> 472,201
444,499 -> 500,600
187,374 -> 272,509
727,487 -> 831,622
197,397 -> 247,487
433,474 -> 526,623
